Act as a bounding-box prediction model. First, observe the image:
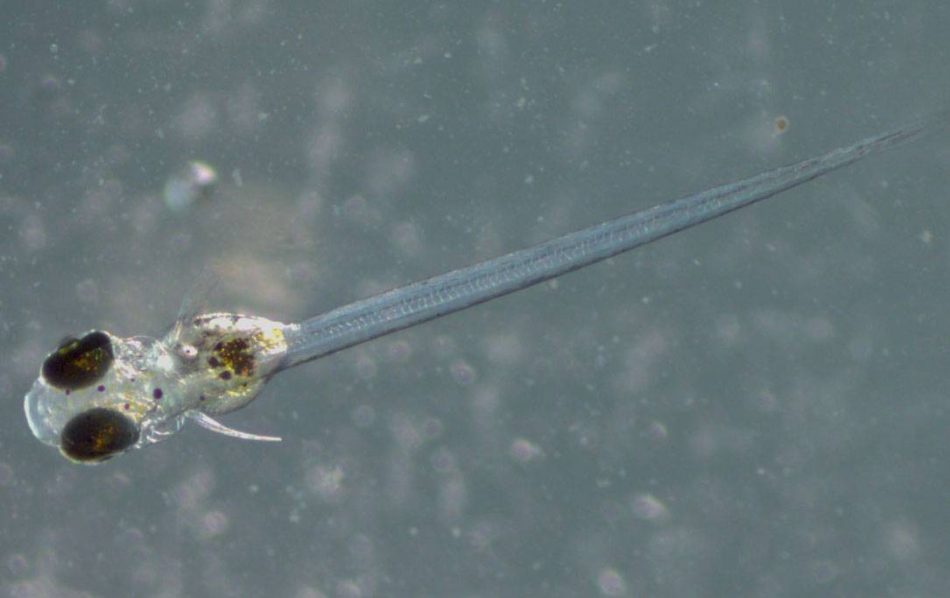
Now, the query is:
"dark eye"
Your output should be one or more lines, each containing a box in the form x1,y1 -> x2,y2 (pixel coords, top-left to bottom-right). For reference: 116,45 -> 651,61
60,408 -> 139,463
42,331 -> 114,390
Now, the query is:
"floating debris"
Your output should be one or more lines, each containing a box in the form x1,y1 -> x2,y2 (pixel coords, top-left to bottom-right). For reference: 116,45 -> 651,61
163,160 -> 219,213
774,115 -> 790,135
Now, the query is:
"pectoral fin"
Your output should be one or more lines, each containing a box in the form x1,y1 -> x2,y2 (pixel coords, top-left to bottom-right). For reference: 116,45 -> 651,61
186,411 -> 282,442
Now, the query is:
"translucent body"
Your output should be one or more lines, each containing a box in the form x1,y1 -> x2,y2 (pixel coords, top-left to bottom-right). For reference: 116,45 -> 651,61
23,113 -> 946,463
26,314 -> 288,462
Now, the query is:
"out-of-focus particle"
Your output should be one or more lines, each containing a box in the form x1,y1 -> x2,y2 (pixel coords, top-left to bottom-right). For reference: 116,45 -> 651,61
0,142 -> 13,162
305,464 -> 345,501
75,278 -> 99,304
596,567 -> 628,596
774,115 -> 790,135
197,509 -> 230,540
449,359 -> 476,385
36,74 -> 63,99
631,492 -> 670,522
509,437 -> 544,463
646,420 -> 668,442
163,161 -> 218,213
351,404 -> 376,428
0,462 -> 13,486
5,553 -> 28,577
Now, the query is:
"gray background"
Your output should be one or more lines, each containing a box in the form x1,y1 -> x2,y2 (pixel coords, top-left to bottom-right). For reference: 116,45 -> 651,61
1,1 -> 949,596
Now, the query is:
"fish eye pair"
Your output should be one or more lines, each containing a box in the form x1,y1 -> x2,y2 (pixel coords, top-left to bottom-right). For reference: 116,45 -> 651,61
34,332 -> 139,463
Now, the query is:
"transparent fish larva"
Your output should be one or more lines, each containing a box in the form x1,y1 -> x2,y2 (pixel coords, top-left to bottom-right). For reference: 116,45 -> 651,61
24,113 -> 947,463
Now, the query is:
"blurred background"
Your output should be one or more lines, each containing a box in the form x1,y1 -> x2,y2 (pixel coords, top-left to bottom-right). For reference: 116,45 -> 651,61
1,1 -> 949,596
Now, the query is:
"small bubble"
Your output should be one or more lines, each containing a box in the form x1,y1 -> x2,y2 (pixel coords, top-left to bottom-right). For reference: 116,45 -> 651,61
596,567 -> 628,596
422,417 -> 444,440
631,493 -> 670,522
197,510 -> 230,540
18,214 -> 47,252
5,554 -> 28,577
335,580 -> 362,598
430,447 -> 457,473
351,404 -> 376,428
37,74 -> 62,97
172,468 -> 215,510
305,465 -> 345,501
113,526 -> 145,549
811,560 -> 839,584
354,355 -> 378,380
75,278 -> 99,304
884,520 -> 921,560
646,421 -> 668,442
386,339 -> 413,363
431,334 -> 458,354
449,360 -> 476,385
347,534 -> 374,566
483,333 -> 525,366
341,194 -> 376,225
509,438 -> 544,463
390,414 -> 423,450
0,462 -> 14,486
390,221 -> 423,257
0,142 -> 14,162
163,161 -> 218,213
